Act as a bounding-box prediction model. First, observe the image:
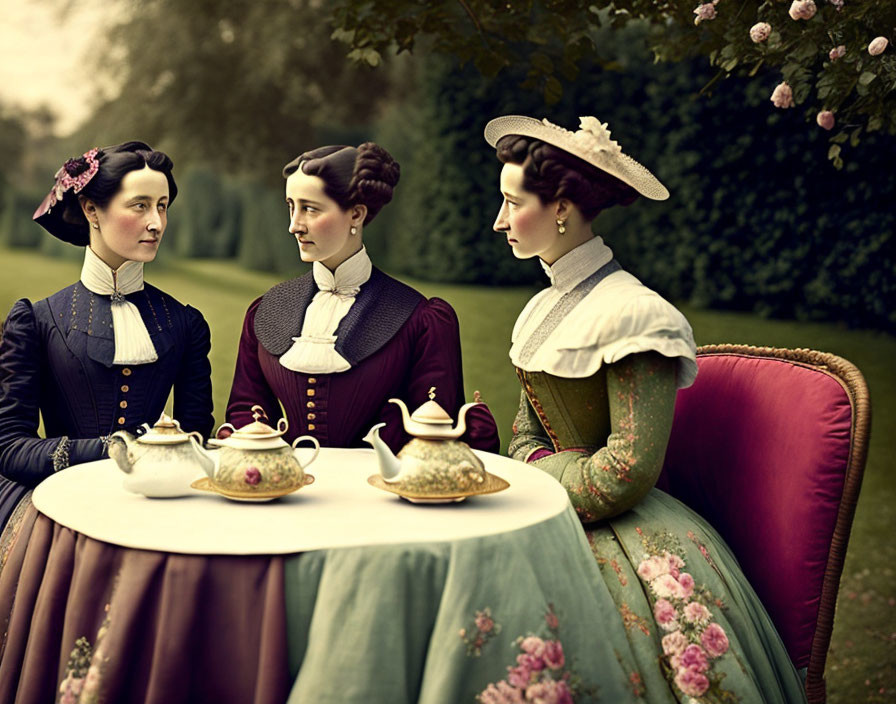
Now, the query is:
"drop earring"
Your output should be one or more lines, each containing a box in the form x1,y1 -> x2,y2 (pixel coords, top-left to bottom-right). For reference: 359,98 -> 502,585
556,219 -> 566,235
92,221 -> 99,230
350,225 -> 358,236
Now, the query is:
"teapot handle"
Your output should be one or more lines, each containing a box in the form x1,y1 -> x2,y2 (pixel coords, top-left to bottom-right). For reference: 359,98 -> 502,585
215,422 -> 236,440
188,431 -> 204,446
292,435 -> 320,467
277,417 -> 289,434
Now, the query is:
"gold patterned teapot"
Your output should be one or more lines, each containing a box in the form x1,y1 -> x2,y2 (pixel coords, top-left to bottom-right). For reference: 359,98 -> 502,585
364,388 -> 507,500
196,406 -> 319,501
108,413 -> 214,498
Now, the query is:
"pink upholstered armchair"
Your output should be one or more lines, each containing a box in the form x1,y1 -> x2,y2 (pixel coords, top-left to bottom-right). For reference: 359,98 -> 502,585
657,344 -> 870,704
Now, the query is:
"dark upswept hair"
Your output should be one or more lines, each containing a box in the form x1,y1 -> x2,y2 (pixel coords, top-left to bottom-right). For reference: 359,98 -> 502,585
496,134 -> 639,220
61,141 -> 178,232
282,142 -> 400,225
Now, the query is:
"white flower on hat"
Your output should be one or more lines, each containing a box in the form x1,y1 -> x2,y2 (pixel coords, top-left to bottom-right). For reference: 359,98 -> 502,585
574,116 -> 623,156
868,37 -> 889,56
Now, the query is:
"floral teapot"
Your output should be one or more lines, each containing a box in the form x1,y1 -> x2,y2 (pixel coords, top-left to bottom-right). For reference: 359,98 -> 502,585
363,388 -> 489,496
108,413 -> 214,498
200,406 -> 319,501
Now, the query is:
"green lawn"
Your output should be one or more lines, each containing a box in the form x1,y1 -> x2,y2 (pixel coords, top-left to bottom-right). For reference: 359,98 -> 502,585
1,246 -> 893,702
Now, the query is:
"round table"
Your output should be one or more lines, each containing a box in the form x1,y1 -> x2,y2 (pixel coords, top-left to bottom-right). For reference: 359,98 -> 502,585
30,448 -> 570,554
1,450 -> 643,704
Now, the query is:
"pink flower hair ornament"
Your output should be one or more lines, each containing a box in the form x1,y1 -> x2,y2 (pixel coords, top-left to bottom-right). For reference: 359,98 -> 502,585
33,146 -> 103,246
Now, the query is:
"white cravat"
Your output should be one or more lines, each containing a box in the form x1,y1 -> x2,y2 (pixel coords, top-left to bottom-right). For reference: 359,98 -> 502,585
80,247 -> 158,365
279,247 -> 372,374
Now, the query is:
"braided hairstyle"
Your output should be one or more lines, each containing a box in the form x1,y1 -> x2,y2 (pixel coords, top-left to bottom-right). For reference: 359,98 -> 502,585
282,142 -> 400,225
495,135 -> 638,221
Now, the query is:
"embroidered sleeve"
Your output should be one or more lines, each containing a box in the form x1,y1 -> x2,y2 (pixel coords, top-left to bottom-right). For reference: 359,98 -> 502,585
508,390 -> 554,463
530,352 -> 677,522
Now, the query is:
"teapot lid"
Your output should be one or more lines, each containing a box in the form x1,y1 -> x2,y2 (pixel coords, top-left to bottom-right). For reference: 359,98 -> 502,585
209,406 -> 291,450
230,406 -> 289,439
136,413 -> 193,445
409,388 -> 454,426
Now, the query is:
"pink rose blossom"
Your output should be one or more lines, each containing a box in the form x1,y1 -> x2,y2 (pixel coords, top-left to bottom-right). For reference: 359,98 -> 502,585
662,631 -> 690,656
520,636 -> 546,657
750,22 -> 771,43
675,666 -> 711,697
517,652 -> 545,672
637,555 -> 670,581
684,601 -> 712,624
653,598 -> 680,631
788,0 -> 817,20
478,681 -> 525,704
677,572 -> 695,598
507,664 -> 532,689
652,573 -> 686,599
666,553 -> 685,577
693,3 -> 717,25
244,466 -> 261,485
678,644 -> 710,672
701,622 -> 730,657
771,82 -> 794,108
868,37 -> 889,56
525,680 -> 574,704
476,611 -> 495,633
816,110 -> 835,130
542,640 -> 565,669
829,45 -> 846,61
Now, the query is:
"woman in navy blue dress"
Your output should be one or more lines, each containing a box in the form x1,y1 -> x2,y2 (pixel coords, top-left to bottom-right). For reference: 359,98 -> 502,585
0,142 -> 213,532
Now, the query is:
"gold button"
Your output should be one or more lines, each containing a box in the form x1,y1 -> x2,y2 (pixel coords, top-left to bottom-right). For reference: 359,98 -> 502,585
119,400 -> 128,409
307,413 -> 316,420
307,424 -> 316,431
308,377 -> 317,384
122,368 -> 132,376
306,401 -> 315,409
307,389 -> 315,397
121,385 -> 129,393
118,416 -> 126,425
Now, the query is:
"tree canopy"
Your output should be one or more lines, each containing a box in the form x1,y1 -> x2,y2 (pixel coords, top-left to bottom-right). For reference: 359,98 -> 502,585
331,0 -> 896,166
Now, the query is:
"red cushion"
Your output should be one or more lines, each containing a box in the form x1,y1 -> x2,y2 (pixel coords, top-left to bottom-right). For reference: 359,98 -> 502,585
658,354 -> 853,669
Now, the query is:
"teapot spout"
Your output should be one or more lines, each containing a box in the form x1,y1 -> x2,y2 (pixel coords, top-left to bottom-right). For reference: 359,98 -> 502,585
363,423 -> 402,481
108,431 -> 136,473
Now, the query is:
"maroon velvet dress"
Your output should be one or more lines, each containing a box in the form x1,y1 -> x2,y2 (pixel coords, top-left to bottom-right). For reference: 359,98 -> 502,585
225,267 -> 499,453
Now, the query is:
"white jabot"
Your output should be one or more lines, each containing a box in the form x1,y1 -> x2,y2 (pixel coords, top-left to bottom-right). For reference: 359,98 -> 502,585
80,247 -> 158,365
511,236 -> 697,387
279,247 -> 372,374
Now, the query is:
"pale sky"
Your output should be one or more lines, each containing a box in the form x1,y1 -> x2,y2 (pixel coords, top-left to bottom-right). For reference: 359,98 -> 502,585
0,0 -> 107,135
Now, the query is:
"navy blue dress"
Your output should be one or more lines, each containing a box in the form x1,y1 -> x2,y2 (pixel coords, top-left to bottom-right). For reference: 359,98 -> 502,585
0,281 -> 213,528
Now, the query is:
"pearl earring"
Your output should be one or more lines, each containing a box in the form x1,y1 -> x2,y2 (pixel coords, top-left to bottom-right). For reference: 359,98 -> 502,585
350,225 -> 358,236
92,222 -> 99,230
556,219 -> 566,235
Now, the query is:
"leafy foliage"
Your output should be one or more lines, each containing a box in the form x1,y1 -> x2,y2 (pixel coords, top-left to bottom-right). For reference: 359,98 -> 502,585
332,0 -> 896,161
374,26 -> 895,329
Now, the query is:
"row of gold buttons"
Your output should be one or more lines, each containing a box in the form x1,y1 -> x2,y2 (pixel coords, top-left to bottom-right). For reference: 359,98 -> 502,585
117,367 -> 132,426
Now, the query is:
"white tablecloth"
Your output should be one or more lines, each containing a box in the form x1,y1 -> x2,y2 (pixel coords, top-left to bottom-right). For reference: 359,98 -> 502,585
31,448 -> 570,555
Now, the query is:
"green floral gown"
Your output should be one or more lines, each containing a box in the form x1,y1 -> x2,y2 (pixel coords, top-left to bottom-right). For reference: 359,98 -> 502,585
494,236 -> 806,703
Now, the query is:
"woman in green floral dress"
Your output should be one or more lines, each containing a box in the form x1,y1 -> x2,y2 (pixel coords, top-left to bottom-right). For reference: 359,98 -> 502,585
480,114 -> 807,703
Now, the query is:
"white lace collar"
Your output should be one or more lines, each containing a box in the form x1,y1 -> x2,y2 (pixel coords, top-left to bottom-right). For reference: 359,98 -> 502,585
539,236 -> 614,290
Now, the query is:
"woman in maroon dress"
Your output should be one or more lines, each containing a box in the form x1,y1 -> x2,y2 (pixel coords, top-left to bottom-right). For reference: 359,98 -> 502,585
225,142 -> 498,452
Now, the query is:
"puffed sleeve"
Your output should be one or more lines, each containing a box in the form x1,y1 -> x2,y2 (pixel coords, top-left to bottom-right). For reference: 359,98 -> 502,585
0,300 -> 104,486
375,298 -> 500,453
173,305 -> 214,439
224,298 -> 282,433
528,351 -> 678,522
